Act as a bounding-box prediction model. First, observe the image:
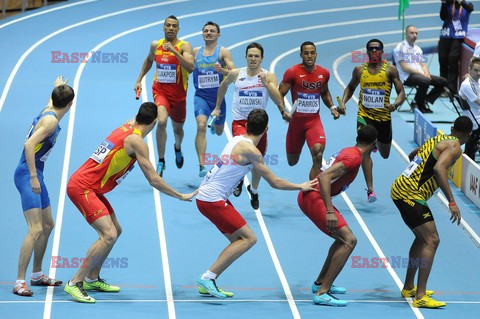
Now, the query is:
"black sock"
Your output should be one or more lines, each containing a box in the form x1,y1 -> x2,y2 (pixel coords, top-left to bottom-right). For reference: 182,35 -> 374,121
314,281 -> 322,286
174,145 -> 181,152
159,158 -> 165,163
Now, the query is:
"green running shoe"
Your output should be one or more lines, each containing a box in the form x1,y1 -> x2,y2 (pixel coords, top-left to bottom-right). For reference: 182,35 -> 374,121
64,281 -> 95,303
198,285 -> 233,297
83,278 -> 120,292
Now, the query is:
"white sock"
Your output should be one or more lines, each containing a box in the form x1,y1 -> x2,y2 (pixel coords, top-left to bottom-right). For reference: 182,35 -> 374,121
201,270 -> 217,280
250,186 -> 258,194
15,280 -> 25,286
31,271 -> 43,279
85,277 -> 97,283
68,281 -> 76,287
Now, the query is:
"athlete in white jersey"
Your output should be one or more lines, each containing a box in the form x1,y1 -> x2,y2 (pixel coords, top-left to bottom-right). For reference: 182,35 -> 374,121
195,109 -> 316,299
211,42 -> 289,210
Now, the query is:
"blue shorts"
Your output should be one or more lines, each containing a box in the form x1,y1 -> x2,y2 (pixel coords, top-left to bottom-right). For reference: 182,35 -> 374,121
14,165 -> 50,211
194,94 -> 226,125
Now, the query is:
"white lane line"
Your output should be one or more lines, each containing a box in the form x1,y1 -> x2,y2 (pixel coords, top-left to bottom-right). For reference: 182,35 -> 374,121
141,77 -> 176,319
3,298 -> 480,304
0,0 -> 189,112
331,34 -> 480,249
0,0 -> 97,30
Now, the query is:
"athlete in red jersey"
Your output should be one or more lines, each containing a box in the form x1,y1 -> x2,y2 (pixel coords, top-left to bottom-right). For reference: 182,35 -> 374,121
135,15 -> 194,177
279,41 -> 341,179
64,103 -> 197,304
297,125 -> 377,307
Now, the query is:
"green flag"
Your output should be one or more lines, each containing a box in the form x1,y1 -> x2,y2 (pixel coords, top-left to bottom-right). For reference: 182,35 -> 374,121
398,0 -> 410,20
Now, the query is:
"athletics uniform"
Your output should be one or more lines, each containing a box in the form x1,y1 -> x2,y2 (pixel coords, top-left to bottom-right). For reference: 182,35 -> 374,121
67,124 -> 140,224
231,67 -> 269,155
14,109 -> 60,211
196,136 -> 254,234
282,64 -> 329,155
357,62 -> 393,144
298,146 -> 362,236
391,135 -> 459,229
193,45 -> 226,125
152,39 -> 189,123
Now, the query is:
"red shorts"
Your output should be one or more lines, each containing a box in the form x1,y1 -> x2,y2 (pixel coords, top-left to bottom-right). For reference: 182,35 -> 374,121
196,199 -> 246,234
232,120 -> 267,155
152,87 -> 186,123
286,114 -> 326,155
297,190 -> 347,237
67,179 -> 114,224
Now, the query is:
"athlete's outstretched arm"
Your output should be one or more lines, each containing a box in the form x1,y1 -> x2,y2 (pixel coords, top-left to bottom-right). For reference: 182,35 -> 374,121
211,69 -> 238,118
387,65 -> 406,111
126,134 -> 197,201
342,66 -> 362,107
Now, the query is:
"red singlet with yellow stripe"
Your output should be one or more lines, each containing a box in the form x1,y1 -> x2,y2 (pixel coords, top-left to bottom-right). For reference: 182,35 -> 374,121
69,124 -> 140,194
152,38 -> 189,101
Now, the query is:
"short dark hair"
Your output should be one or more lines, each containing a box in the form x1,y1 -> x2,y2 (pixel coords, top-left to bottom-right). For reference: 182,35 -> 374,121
136,102 -> 158,125
300,41 -> 316,53
246,109 -> 268,136
405,25 -> 416,33
470,57 -> 480,68
203,21 -> 220,33
366,38 -> 384,51
246,42 -> 264,58
51,84 -> 74,109
453,116 -> 473,133
165,15 -> 178,25
357,125 -> 378,144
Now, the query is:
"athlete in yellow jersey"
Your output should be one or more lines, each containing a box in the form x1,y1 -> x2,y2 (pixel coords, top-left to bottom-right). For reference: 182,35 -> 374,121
391,116 -> 472,309
342,39 -> 405,202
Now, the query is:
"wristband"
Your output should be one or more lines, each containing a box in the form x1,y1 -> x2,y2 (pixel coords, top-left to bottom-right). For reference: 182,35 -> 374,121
448,202 -> 456,207
180,194 -> 185,201
326,210 -> 335,214
329,106 -> 336,111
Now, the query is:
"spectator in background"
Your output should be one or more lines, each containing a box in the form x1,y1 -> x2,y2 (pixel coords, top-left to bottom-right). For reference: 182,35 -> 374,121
438,0 -> 474,94
394,25 -> 449,113
459,57 -> 480,160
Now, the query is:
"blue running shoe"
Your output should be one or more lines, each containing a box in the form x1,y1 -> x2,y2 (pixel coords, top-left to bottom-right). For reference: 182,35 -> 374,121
174,144 -> 184,168
196,278 -> 227,299
156,161 -> 166,177
199,165 -> 208,177
313,292 -> 348,306
312,282 -> 346,294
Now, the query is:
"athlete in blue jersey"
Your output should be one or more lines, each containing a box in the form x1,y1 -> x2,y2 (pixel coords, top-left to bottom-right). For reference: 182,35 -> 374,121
193,21 -> 235,177
13,76 -> 75,296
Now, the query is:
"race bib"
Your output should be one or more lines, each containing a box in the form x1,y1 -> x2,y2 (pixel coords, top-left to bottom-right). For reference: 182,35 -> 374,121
402,155 -> 422,178
156,64 -> 176,83
296,92 -> 320,113
90,140 -> 114,164
362,88 -> 385,109
321,152 -> 339,171
116,165 -> 134,184
40,149 -> 52,162
452,20 -> 463,32
238,90 -> 263,111
198,72 -> 219,89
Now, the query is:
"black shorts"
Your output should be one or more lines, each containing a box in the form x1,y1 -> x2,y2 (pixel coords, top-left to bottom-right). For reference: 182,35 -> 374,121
357,116 -> 392,144
393,198 -> 434,229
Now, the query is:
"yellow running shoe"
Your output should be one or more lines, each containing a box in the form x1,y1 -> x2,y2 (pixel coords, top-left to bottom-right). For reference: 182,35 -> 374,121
198,285 -> 233,297
412,295 -> 446,308
401,286 -> 434,298
83,278 -> 120,292
64,281 -> 95,303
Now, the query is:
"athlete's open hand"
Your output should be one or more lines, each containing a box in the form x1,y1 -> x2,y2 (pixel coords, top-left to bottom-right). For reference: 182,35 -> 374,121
54,76 -> 68,87
300,179 -> 318,192
449,203 -> 461,225
181,189 -> 199,202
